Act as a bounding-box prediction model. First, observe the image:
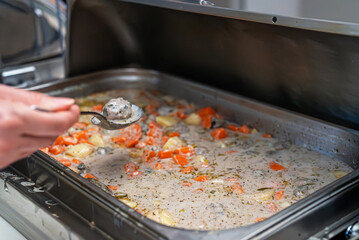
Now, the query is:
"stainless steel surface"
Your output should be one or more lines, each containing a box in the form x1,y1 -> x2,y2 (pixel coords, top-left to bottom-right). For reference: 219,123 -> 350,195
67,0 -> 359,129
187,0 -> 359,25
120,0 -> 359,36
0,168 -> 108,240
22,68 -> 359,239
309,209 -> 359,240
0,0 -> 65,67
0,0 -> 66,85
1,57 -> 65,87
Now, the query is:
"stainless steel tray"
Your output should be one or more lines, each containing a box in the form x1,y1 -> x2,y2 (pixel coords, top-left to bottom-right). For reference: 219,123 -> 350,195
14,68 -> 359,239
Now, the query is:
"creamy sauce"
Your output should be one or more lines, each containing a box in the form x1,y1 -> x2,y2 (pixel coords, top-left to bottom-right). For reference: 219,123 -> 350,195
50,89 -> 353,230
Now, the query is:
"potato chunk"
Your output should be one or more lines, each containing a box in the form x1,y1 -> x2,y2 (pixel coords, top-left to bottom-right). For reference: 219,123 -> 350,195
163,136 -> 184,150
66,143 -> 94,158
89,134 -> 106,147
146,209 -> 176,226
240,189 -> 275,202
68,167 -> 79,174
156,116 -> 178,127
193,155 -> 208,163
333,170 -> 348,179
146,209 -> 161,222
120,199 -> 138,208
184,113 -> 202,125
160,209 -> 176,226
278,201 -> 291,209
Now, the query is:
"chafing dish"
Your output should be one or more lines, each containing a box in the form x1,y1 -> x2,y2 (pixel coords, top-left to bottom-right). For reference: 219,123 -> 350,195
1,0 -> 359,239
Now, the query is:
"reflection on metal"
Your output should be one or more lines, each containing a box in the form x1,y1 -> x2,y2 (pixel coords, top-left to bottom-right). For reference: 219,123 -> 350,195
0,0 -> 66,85
44,200 -> 58,206
199,0 -> 214,6
67,0 -> 359,129
2,66 -> 36,77
1,57 -> 64,87
347,220 -> 359,240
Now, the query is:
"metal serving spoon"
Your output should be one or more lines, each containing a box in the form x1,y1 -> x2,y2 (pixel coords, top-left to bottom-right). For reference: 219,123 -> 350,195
30,104 -> 143,130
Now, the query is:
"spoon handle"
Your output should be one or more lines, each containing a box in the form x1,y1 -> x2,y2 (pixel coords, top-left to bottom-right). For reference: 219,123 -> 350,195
30,105 -> 52,112
79,111 -> 104,116
30,106 -> 102,117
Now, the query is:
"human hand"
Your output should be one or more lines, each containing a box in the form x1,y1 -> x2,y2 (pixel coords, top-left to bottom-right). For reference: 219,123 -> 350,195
0,85 -> 80,169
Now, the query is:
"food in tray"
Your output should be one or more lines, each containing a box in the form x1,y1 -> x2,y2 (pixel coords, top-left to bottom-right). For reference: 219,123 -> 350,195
40,89 -> 353,230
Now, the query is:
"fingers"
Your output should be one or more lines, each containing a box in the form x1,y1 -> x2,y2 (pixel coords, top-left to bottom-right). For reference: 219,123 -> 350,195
0,149 -> 34,170
36,95 -> 76,112
19,135 -> 57,152
19,104 -> 80,137
0,85 -> 75,111
0,133 -> 57,169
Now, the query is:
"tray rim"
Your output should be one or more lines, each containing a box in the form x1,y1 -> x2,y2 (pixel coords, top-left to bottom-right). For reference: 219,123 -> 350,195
22,67 -> 359,239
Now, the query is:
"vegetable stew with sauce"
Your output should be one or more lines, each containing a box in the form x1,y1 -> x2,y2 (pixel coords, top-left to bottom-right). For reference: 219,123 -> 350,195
40,89 -> 352,230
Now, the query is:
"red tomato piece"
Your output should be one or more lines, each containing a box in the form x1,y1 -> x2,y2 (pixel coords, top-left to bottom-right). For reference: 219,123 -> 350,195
108,185 -> 119,190
142,150 -> 157,162
124,162 -> 139,173
84,173 -> 99,180
275,190 -> 284,200
53,136 -> 64,145
198,107 -> 216,118
262,133 -> 273,138
128,170 -> 143,178
211,128 -> 228,139
158,149 -> 173,159
58,159 -> 72,167
40,147 -> 50,154
168,132 -> 181,138
61,136 -> 78,146
180,166 -> 195,174
238,125 -> 251,134
193,175 -> 209,182
255,217 -> 266,223
201,115 -> 212,129
231,182 -> 244,194
269,162 -> 286,171
173,154 -> 189,166
155,162 -> 163,170
176,111 -> 188,120
50,145 -> 66,155
266,202 -> 278,213
180,181 -> 193,187
227,125 -> 239,131
71,159 -> 83,164
72,131 -> 88,141
92,105 -> 103,111
174,146 -> 195,156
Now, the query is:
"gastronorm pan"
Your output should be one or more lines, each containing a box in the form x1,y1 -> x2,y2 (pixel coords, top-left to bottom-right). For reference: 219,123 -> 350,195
11,68 -> 359,240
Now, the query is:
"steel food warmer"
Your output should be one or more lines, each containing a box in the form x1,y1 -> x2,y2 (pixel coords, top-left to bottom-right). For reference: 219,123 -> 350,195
1,0 -> 359,239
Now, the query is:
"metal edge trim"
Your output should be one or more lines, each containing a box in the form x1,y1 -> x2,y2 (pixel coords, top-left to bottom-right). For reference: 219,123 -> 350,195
121,0 -> 359,37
